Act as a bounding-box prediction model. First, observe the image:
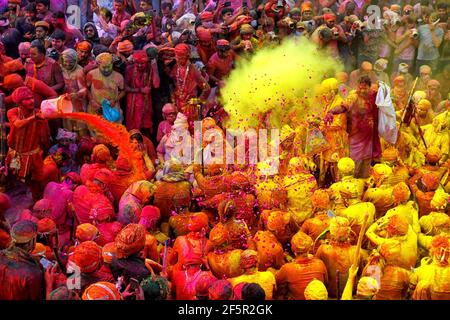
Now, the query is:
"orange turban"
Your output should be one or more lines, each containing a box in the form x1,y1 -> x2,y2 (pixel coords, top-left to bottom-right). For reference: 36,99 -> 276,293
102,242 -> 117,264
430,235 -> 450,260
216,39 -> 230,48
11,86 -> 33,104
76,40 -> 93,52
117,40 -> 134,53
392,182 -> 411,203
37,218 -> 57,235
382,147 -> 399,162
200,11 -> 214,21
32,242 -> 47,257
197,28 -> 212,41
95,52 -> 113,66
291,231 -> 313,254
266,210 -> 290,232
323,13 -> 336,22
393,75 -> 405,86
72,241 -> 103,273
227,172 -> 250,191
92,144 -> 111,163
421,173 -> 440,192
426,146 -> 442,164
386,215 -> 409,236
361,61 -> 373,72
174,43 -> 191,58
3,59 -> 24,76
82,282 -> 122,300
76,223 -> 99,242
115,224 -> 146,259
1,73 -> 24,90
187,212 -> 209,232
329,216 -> 350,241
301,1 -> 313,13
312,189 -> 330,210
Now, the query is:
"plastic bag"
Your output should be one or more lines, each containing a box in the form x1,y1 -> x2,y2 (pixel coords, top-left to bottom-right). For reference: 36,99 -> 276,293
376,81 -> 398,145
101,99 -> 121,123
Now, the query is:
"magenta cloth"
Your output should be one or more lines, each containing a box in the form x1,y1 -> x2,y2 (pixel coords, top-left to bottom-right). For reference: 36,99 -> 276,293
348,91 -> 382,161
43,182 -> 74,226
73,185 -> 114,224
157,121 -> 173,142
80,163 -> 109,185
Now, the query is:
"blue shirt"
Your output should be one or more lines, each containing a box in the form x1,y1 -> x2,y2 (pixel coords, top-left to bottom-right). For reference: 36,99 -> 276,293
417,24 -> 444,60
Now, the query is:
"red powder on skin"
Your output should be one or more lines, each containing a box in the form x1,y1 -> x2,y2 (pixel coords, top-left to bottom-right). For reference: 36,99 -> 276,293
60,113 -> 145,180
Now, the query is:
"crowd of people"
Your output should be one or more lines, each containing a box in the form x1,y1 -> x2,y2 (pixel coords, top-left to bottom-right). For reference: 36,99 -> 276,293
0,0 -> 449,301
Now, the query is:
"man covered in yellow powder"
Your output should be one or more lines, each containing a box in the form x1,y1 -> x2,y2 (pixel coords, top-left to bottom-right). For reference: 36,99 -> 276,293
255,160 -> 288,212
278,125 -> 301,177
411,234 -> 450,300
417,189 -> 450,255
228,249 -> 277,300
206,200 -> 250,279
275,231 -> 328,300
363,164 -> 395,219
380,147 -> 410,186
283,156 -> 318,229
329,157 -> 365,212
315,216 -> 367,299
419,115 -> 449,165
301,189 -> 332,253
319,78 -> 348,185
366,214 -> 418,270
384,182 -> 420,234
249,227 -> 285,272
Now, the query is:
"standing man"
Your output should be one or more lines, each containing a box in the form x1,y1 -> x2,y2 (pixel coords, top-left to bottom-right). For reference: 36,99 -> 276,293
6,87 -> 50,201
169,43 -> 210,111
327,76 -> 381,178
86,52 -> 125,122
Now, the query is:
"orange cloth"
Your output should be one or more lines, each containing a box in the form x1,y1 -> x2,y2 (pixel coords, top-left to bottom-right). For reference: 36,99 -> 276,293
76,223 -> 99,242
82,281 -> 122,300
115,223 -> 146,259
276,256 -> 328,300
72,241 -> 103,273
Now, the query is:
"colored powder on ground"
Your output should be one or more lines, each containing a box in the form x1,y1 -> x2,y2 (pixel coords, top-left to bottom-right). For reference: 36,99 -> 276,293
60,112 -> 145,180
221,38 -> 343,130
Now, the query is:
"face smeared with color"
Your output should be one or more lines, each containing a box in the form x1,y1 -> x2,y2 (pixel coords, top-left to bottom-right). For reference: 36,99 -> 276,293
357,82 -> 370,97
19,47 -> 30,60
113,1 -> 125,13
35,26 -> 47,39
100,63 -> 113,76
427,83 -> 440,96
163,110 -> 177,124
241,32 -> 252,40
22,96 -> 34,109
420,68 -> 431,82
175,53 -> 189,66
140,1 -> 152,12
217,47 -> 230,58
52,17 -> 65,29
77,48 -> 90,62
62,56 -> 77,71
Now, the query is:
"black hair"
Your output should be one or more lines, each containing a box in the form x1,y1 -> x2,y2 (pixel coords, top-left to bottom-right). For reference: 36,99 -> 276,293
25,3 -> 37,14
100,7 -> 113,20
36,0 -> 50,8
359,75 -> 372,87
30,40 -> 46,55
437,2 -> 448,10
241,283 -> 266,301
52,11 -> 66,19
51,29 -> 66,41
221,8 -> 233,17
130,132 -> 144,143
161,2 -> 173,10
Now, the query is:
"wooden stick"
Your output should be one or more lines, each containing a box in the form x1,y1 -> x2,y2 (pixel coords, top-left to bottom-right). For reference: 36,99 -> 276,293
353,212 -> 369,268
